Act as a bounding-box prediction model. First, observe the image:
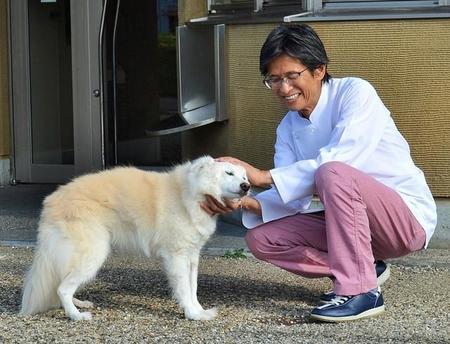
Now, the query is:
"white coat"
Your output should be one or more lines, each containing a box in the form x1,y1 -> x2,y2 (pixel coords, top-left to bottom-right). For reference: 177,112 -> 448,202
243,77 -> 437,247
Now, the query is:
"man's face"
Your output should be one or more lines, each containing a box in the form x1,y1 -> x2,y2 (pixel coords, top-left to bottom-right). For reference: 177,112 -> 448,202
266,54 -> 325,117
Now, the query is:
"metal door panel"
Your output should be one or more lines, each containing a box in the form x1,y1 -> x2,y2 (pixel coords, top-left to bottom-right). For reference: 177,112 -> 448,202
10,0 -> 103,183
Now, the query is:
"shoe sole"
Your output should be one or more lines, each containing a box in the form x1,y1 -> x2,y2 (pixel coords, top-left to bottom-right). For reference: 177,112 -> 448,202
310,305 -> 385,323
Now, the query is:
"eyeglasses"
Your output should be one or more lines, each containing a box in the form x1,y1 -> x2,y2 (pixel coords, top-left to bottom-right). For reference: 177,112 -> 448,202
263,67 -> 309,90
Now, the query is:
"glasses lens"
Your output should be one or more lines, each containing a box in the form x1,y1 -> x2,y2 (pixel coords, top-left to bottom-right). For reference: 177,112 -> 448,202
264,69 -> 307,89
264,77 -> 281,89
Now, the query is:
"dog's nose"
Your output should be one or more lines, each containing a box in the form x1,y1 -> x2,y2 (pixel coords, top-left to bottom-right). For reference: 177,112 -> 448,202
240,182 -> 250,192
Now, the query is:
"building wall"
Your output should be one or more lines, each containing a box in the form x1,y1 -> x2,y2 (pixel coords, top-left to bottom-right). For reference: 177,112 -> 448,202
225,20 -> 450,197
178,0 -> 206,24
179,4 -> 450,197
0,0 -> 10,158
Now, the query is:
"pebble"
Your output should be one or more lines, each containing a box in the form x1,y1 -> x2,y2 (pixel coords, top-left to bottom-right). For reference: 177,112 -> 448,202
0,245 -> 449,343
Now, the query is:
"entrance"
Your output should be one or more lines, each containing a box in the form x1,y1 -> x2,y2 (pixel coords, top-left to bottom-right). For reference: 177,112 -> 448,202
101,0 -> 181,167
102,0 -> 223,170
10,0 -> 210,183
10,0 -> 103,183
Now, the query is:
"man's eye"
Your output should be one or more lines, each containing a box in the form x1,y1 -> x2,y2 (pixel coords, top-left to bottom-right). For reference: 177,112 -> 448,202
287,72 -> 300,80
226,171 -> 234,176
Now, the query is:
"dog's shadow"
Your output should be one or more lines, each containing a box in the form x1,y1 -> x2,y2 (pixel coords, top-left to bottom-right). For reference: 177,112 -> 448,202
82,264 -> 321,322
6,260 -> 321,324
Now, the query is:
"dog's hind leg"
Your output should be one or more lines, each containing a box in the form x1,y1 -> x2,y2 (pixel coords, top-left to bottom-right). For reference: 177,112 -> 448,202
57,240 -> 109,320
162,252 -> 216,320
58,274 -> 93,320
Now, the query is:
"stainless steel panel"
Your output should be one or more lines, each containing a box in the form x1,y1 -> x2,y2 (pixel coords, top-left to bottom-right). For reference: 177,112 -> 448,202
145,104 -> 216,136
146,23 -> 226,137
177,25 -> 215,114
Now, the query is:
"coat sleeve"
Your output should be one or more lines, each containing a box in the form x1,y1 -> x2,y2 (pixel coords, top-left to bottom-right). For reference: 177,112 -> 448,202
271,79 -> 391,205
242,115 -> 310,229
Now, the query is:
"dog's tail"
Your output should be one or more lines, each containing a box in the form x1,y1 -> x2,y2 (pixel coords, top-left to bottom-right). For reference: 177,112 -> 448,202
20,233 -> 61,315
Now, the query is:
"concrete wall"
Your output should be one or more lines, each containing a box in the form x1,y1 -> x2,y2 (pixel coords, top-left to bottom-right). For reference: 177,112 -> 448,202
178,0 -> 206,24
434,198 -> 450,248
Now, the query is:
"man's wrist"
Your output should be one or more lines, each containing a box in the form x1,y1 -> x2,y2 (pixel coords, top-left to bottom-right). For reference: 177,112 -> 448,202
258,170 -> 273,188
241,196 -> 262,215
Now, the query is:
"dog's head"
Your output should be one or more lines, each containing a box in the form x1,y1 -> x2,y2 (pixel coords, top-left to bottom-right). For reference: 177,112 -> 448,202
188,156 -> 250,200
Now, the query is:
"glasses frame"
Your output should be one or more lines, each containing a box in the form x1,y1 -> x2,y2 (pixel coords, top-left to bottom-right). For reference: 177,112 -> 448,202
263,67 -> 309,90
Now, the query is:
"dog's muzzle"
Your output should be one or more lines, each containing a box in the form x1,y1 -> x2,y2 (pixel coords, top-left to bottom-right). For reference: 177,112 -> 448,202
240,182 -> 250,196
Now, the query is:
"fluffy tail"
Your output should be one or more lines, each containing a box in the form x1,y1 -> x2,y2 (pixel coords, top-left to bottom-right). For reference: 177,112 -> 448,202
20,247 -> 61,315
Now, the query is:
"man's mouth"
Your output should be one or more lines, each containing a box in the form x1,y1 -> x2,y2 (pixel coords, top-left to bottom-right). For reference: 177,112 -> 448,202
284,93 -> 300,101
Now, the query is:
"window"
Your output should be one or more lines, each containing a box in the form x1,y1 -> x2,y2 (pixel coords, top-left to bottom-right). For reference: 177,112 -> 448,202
321,0 -> 447,11
206,0 -> 448,14
207,0 -> 301,14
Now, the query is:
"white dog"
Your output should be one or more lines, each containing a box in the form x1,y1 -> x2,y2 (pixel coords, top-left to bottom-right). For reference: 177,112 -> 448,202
20,156 -> 249,321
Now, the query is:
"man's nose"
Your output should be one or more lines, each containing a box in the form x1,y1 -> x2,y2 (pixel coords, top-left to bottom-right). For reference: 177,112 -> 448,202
279,79 -> 293,93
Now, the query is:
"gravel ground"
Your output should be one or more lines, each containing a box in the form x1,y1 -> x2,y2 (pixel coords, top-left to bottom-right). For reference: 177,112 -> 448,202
0,245 -> 449,344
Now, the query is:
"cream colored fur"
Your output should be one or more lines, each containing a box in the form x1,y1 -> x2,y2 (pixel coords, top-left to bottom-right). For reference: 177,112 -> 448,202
20,156 -> 249,321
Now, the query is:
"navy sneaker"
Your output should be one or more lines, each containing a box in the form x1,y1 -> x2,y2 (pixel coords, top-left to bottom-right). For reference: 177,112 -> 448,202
311,288 -> 385,322
375,260 -> 390,285
320,260 -> 390,303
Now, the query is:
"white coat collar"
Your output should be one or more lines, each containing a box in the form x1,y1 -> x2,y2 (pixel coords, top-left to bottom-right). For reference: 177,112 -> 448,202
297,81 -> 330,126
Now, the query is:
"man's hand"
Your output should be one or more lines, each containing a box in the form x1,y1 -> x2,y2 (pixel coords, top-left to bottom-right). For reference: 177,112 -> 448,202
200,195 -> 262,216
200,195 -> 240,216
215,157 -> 273,188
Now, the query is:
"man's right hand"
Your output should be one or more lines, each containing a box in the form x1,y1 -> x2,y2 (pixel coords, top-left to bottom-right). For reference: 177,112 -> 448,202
200,195 -> 238,216
200,195 -> 262,217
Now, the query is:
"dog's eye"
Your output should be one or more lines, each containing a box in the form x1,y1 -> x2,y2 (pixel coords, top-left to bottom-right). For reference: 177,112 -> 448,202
225,171 -> 234,176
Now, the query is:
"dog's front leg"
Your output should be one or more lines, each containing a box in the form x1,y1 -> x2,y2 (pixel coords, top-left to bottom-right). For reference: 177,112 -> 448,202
162,253 -> 216,320
189,251 -> 217,318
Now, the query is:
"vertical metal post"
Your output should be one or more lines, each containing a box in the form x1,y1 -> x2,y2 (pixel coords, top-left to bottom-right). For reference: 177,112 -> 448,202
214,24 -> 226,122
302,0 -> 322,12
254,0 -> 264,12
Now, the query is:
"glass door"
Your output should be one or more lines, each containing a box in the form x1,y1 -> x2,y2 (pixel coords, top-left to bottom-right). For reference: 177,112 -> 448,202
100,0 -> 224,169
10,0 -> 103,183
101,0 -> 181,167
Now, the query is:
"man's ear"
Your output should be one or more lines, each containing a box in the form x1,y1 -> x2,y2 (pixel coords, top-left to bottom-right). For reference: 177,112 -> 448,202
314,64 -> 327,81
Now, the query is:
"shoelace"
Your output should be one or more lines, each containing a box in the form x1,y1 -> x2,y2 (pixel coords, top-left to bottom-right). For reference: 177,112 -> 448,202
317,295 -> 352,309
327,295 -> 351,305
320,288 -> 381,309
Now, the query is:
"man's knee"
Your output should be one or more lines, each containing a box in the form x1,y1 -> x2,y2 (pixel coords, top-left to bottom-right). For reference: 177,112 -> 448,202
315,161 -> 351,190
245,229 -> 269,261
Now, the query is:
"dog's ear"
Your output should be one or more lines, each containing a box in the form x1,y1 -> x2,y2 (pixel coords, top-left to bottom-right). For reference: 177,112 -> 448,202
191,155 -> 215,172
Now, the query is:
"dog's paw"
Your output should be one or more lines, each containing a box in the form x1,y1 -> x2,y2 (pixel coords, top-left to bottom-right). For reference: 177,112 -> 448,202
72,298 -> 94,309
185,307 -> 218,321
70,311 -> 93,321
204,307 -> 218,319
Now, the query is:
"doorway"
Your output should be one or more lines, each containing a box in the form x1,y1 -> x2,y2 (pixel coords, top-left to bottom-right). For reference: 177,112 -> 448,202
10,0 -> 208,183
101,0 -> 182,168
10,0 -> 103,183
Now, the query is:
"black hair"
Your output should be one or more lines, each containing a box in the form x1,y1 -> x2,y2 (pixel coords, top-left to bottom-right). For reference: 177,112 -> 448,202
260,24 -> 331,83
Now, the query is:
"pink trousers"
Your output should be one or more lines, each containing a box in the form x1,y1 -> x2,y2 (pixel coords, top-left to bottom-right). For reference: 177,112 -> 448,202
245,162 -> 426,296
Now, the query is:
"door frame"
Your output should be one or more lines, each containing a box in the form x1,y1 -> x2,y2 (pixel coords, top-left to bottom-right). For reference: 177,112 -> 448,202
10,0 -> 104,183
